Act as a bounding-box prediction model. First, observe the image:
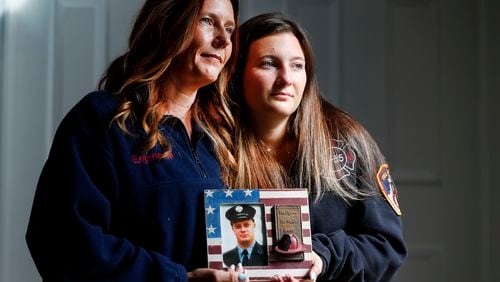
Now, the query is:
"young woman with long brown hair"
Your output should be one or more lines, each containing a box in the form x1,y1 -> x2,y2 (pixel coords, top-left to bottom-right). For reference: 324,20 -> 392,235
228,12 -> 407,281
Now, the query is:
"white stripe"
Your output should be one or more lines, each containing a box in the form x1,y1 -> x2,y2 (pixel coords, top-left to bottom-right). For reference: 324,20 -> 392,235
207,238 -> 222,245
302,206 -> 311,214
208,254 -> 223,261
246,268 -> 310,278
259,190 -> 309,198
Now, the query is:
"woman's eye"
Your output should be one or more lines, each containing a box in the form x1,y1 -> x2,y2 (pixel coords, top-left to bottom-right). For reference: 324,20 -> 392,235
200,17 -> 213,25
261,61 -> 276,68
292,63 -> 304,70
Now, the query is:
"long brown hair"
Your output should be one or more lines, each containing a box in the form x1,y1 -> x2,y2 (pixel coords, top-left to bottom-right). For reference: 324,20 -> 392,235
98,0 -> 239,183
228,12 -> 385,202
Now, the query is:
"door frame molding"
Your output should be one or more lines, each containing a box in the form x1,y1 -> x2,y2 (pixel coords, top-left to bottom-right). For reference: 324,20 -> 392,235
479,0 -> 499,280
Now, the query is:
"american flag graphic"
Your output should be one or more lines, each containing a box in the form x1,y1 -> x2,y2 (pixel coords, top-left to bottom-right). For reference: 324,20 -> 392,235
204,189 -> 313,280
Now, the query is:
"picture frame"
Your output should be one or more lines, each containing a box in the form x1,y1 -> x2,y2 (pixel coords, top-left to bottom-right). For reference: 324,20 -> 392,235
204,189 -> 313,281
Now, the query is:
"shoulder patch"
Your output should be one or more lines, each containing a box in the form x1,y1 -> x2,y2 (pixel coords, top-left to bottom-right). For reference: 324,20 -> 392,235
331,139 -> 356,180
376,164 -> 402,216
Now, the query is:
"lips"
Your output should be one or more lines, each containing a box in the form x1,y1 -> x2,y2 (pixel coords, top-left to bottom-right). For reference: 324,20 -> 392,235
271,91 -> 293,98
201,53 -> 222,63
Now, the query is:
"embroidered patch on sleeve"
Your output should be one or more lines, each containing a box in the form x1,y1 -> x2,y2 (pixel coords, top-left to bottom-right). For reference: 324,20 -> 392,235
331,139 -> 356,180
376,164 -> 402,216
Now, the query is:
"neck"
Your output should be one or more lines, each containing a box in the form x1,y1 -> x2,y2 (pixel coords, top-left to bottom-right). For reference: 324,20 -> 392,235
253,118 -> 297,169
161,79 -> 198,137
254,119 -> 288,151
238,240 -> 254,249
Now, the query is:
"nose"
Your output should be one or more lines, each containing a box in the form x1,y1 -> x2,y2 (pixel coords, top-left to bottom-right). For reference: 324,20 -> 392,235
213,30 -> 230,49
276,68 -> 292,86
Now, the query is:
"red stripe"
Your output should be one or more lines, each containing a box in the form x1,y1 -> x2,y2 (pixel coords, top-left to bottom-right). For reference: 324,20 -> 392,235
302,213 -> 309,221
259,189 -> 308,193
265,213 -> 272,222
267,229 -> 273,238
243,260 -> 313,269
302,229 -> 311,236
209,261 -> 223,269
260,198 -> 308,205
208,245 -> 221,254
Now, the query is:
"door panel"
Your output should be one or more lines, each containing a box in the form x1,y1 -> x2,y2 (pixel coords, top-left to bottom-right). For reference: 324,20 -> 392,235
52,0 -> 141,133
54,0 -> 107,126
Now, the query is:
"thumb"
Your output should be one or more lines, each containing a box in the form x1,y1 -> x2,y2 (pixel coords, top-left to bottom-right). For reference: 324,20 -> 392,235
308,269 -> 318,281
309,252 -> 323,281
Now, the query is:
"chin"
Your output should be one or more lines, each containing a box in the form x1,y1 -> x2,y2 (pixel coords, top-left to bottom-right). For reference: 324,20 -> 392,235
268,107 -> 295,117
205,69 -> 222,81
198,65 -> 222,80
204,74 -> 219,83
196,72 -> 220,87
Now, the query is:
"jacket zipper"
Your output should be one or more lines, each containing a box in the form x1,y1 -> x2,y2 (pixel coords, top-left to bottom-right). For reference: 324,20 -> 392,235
191,148 -> 207,178
163,116 -> 208,178
181,122 -> 208,178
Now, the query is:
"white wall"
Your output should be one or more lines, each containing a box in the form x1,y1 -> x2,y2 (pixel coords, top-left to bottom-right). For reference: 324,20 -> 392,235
0,0 -> 52,281
0,0 -> 140,281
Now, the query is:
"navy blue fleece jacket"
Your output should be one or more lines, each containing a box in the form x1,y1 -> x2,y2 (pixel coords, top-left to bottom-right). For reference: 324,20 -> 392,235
26,91 -> 224,281
309,191 -> 407,281
308,142 -> 407,281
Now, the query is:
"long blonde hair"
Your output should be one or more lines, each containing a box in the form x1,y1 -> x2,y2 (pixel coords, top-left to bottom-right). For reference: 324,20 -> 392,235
98,0 -> 240,183
228,13 -> 385,202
